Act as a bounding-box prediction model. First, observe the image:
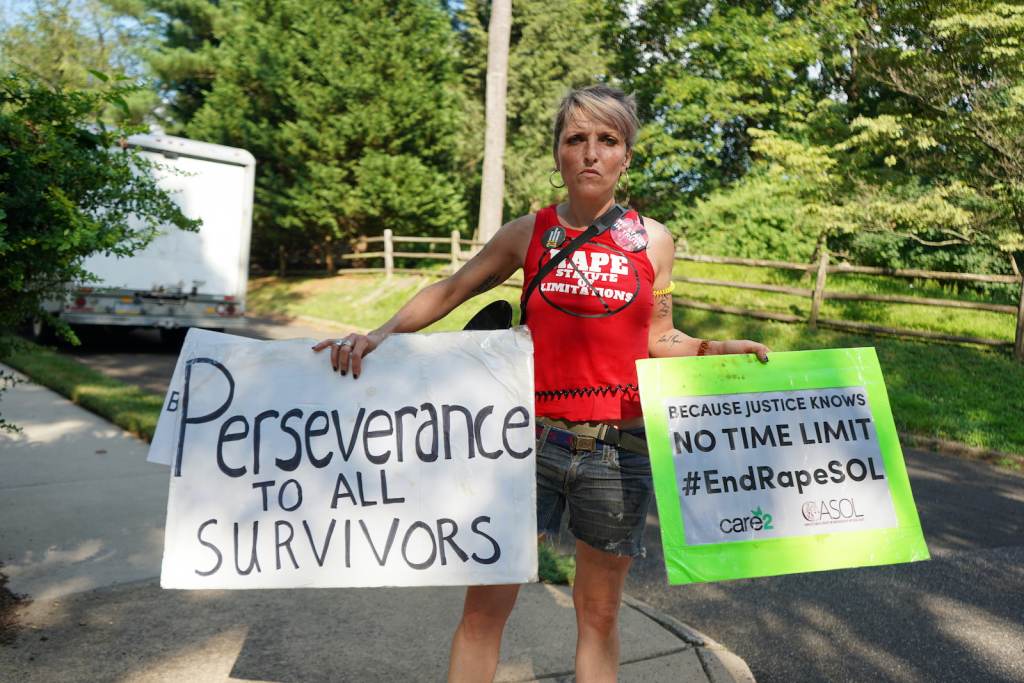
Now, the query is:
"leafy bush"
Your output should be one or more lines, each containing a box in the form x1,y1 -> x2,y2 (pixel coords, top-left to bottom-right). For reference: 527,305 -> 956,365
830,228 -> 1018,302
675,172 -> 819,262
538,541 -> 576,584
0,72 -> 198,348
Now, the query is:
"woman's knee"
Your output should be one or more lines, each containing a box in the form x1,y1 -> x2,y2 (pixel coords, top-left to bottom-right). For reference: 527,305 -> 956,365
459,584 -> 520,638
573,593 -> 622,635
571,542 -> 630,636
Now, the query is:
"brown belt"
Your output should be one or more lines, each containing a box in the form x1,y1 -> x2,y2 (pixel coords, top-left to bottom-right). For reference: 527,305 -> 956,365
536,417 -> 648,455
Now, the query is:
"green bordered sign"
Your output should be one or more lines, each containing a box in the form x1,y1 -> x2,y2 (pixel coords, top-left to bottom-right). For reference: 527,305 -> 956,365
636,348 -> 929,585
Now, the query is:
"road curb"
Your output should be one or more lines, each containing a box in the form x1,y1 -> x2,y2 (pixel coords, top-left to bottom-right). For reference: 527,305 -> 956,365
900,433 -> 1024,468
622,593 -> 756,683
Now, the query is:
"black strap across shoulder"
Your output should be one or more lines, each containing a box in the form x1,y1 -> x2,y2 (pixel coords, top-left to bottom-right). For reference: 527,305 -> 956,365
520,204 -> 627,325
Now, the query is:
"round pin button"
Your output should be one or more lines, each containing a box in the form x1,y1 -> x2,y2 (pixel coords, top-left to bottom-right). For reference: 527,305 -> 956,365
610,215 -> 648,252
543,226 -> 567,249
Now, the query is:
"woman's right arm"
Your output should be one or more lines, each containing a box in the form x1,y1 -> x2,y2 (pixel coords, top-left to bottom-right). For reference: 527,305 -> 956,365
313,215 -> 533,377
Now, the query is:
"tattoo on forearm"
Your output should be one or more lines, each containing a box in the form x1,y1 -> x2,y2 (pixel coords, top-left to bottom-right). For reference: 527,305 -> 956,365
656,332 -> 686,348
656,295 -> 671,319
471,274 -> 502,296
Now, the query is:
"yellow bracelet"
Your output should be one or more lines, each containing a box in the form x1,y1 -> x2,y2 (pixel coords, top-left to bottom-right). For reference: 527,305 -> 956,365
652,282 -> 675,297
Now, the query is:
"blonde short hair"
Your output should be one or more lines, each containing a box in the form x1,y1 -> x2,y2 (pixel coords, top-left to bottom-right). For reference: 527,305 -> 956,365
552,85 -> 639,157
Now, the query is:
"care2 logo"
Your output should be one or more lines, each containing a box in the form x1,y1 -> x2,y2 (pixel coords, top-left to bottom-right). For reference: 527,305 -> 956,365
718,506 -> 775,534
751,506 -> 774,530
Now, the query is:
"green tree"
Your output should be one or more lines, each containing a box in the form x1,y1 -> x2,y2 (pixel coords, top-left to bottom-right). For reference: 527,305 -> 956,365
861,1 -> 1024,273
682,170 -> 818,262
618,0 -> 861,221
0,73 -> 198,345
187,0 -> 468,272
696,2 -> 1021,278
727,120 -> 997,272
2,0 -> 118,87
107,0 -> 223,131
0,0 -> 155,123
620,0 -> 1021,281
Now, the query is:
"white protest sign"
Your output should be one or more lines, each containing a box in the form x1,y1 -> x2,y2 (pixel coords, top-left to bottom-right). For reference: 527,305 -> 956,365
666,387 -> 898,545
153,329 -> 538,589
149,328 -> 255,465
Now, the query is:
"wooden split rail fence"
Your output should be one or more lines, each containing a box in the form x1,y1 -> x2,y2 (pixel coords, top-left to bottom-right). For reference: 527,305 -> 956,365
341,229 -> 479,276
674,253 -> 1024,361
340,229 -> 524,286
341,230 -> 1024,360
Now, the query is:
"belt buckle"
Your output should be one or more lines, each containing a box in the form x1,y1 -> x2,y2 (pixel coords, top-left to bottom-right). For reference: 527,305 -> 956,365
572,435 -> 596,452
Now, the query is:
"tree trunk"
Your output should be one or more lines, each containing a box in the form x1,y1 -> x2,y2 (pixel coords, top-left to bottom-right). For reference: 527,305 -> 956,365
476,0 -> 512,243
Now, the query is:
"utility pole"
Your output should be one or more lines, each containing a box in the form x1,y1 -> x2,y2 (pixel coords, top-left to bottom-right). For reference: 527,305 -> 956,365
476,0 -> 512,243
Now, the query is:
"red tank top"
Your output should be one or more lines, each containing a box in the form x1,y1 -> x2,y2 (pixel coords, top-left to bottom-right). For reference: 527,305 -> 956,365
522,204 -> 655,421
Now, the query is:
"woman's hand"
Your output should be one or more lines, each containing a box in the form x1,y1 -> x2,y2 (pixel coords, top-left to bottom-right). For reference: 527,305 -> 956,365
711,339 -> 771,363
311,331 -> 386,378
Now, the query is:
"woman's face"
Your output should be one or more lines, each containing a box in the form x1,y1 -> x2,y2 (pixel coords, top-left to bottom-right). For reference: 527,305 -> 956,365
555,111 -> 631,202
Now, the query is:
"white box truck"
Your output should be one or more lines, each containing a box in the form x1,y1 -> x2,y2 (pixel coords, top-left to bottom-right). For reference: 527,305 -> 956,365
43,133 -> 256,343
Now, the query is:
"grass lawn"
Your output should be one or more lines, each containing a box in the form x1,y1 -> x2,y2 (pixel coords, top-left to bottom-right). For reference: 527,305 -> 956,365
248,271 -> 525,331
677,309 -> 1024,466
246,272 -> 1024,463
1,338 -> 163,441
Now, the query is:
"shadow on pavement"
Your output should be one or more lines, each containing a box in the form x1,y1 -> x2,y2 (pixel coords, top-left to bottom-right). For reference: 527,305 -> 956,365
626,450 -> 1024,683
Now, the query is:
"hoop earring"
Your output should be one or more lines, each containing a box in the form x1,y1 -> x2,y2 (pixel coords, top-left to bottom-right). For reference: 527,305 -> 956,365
618,169 -> 630,205
549,169 -> 565,189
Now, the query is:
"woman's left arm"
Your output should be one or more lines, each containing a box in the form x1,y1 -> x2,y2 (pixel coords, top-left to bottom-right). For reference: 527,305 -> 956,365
645,219 -> 770,363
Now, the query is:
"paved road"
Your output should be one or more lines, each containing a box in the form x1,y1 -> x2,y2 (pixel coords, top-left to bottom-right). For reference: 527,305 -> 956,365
0,372 -> 733,683
58,320 -> 1024,681
626,449 -> 1024,683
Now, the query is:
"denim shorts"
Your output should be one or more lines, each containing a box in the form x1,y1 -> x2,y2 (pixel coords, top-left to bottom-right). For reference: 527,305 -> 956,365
535,427 -> 654,558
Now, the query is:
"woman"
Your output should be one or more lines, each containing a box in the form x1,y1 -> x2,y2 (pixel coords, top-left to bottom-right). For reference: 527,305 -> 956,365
314,85 -> 769,682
